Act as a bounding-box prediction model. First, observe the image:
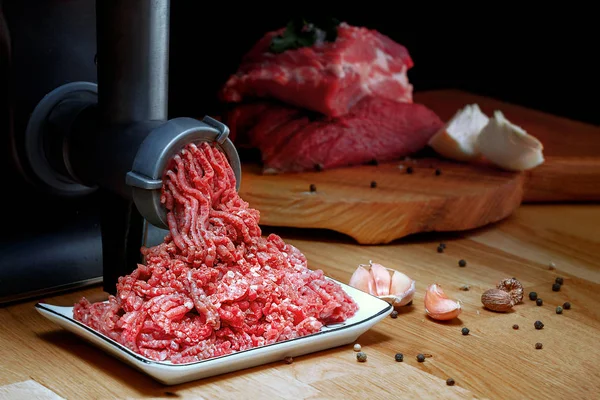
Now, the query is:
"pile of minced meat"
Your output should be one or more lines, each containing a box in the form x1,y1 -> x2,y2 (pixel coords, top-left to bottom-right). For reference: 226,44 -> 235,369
74,142 -> 358,363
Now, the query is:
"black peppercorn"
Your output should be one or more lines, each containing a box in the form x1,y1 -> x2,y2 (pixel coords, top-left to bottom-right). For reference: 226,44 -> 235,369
440,243 -> 446,249
395,353 -> 404,362
513,324 -> 519,330
435,169 -> 442,176
370,181 -> 377,188
368,158 -> 378,166
529,292 -> 538,301
356,352 -> 367,362
314,163 -> 323,172
461,327 -> 470,335
552,283 -> 561,292
446,378 -> 455,386
536,298 -> 543,306
309,184 -> 316,192
535,342 -> 543,349
406,166 -> 414,174
556,306 -> 563,314
390,310 -> 398,319
563,302 -> 571,310
534,320 -> 544,330
555,277 -> 564,285
437,246 -> 444,253
458,259 -> 467,267
416,354 -> 425,362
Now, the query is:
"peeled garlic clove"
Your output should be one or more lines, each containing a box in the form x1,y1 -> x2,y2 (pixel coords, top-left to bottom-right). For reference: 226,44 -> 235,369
424,283 -> 462,321
477,110 -> 544,171
386,270 -> 416,306
348,266 -> 376,295
428,104 -> 490,162
369,262 -> 391,296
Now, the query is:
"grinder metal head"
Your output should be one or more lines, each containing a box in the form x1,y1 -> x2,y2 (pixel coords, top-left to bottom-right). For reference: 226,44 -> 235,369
125,116 -> 241,230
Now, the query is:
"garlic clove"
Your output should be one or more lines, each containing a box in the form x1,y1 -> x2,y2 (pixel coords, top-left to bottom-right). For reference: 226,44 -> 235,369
387,270 -> 416,306
424,283 -> 462,321
428,104 -> 490,162
348,266 -> 376,295
369,262 -> 391,296
348,262 -> 416,306
476,110 -> 544,171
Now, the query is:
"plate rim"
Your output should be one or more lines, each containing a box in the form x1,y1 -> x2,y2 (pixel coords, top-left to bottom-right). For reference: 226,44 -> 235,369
35,280 -> 392,368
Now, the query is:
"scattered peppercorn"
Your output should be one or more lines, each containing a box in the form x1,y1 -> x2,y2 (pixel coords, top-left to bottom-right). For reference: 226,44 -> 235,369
314,163 -> 323,172
555,277 -> 564,285
370,181 -> 377,188
458,259 -> 467,267
529,292 -> 538,301
283,356 -> 294,364
435,169 -> 442,176
534,320 -> 544,330
459,284 -> 470,291
552,283 -> 561,292
446,378 -> 455,386
416,354 -> 425,362
395,353 -> 404,362
353,343 -> 361,352
440,243 -> 446,249
556,306 -> 563,314
536,298 -> 543,306
535,342 -> 543,350
406,166 -> 414,174
437,245 -> 444,253
461,327 -> 470,335
368,158 -> 378,166
563,302 -> 571,310
513,324 -> 519,330
356,352 -> 367,362
390,310 -> 399,319
309,184 -> 316,192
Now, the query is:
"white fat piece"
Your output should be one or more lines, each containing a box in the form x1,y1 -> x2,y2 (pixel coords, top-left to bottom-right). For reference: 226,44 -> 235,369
477,111 -> 544,171
428,104 -> 490,161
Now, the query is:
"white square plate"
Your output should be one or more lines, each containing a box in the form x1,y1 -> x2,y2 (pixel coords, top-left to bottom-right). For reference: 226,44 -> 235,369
35,279 -> 392,385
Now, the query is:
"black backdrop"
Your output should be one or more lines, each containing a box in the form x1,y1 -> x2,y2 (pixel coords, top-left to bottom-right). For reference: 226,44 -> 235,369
168,9 -> 598,126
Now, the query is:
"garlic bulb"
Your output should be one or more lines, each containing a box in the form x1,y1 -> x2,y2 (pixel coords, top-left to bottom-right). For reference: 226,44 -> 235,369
477,111 -> 544,171
424,283 -> 462,320
348,261 -> 415,306
428,104 -> 490,162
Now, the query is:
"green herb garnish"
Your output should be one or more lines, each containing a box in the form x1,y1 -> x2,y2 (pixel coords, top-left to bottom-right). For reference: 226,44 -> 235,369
269,17 -> 341,54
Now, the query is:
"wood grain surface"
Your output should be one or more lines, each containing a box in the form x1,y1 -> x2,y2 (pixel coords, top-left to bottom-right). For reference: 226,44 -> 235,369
237,90 -> 600,244
240,160 -> 525,245
1,204 -> 599,399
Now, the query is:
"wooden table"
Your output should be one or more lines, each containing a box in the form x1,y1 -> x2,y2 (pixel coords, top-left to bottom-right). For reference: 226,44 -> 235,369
1,203 -> 599,399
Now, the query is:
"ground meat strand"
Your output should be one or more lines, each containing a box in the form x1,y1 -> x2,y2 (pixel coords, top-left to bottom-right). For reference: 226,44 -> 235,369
73,142 -> 358,363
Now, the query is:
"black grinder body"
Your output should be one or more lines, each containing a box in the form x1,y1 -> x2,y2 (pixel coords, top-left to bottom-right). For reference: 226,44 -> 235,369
0,0 -> 241,304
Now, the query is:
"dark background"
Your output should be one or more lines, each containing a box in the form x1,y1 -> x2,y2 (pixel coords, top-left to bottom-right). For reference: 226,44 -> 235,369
0,1 -> 597,301
168,9 -> 598,126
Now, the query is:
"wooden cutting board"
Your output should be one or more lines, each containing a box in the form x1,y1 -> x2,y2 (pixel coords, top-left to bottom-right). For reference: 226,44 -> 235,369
238,90 -> 600,244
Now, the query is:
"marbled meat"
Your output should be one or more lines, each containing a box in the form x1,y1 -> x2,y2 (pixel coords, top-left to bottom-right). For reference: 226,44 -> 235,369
220,23 -> 414,117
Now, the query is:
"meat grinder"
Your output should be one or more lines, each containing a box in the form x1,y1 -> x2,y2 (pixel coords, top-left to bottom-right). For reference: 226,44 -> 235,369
0,0 -> 241,303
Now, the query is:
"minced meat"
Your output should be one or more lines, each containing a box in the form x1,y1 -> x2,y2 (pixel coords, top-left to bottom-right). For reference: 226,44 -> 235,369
73,142 -> 358,364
